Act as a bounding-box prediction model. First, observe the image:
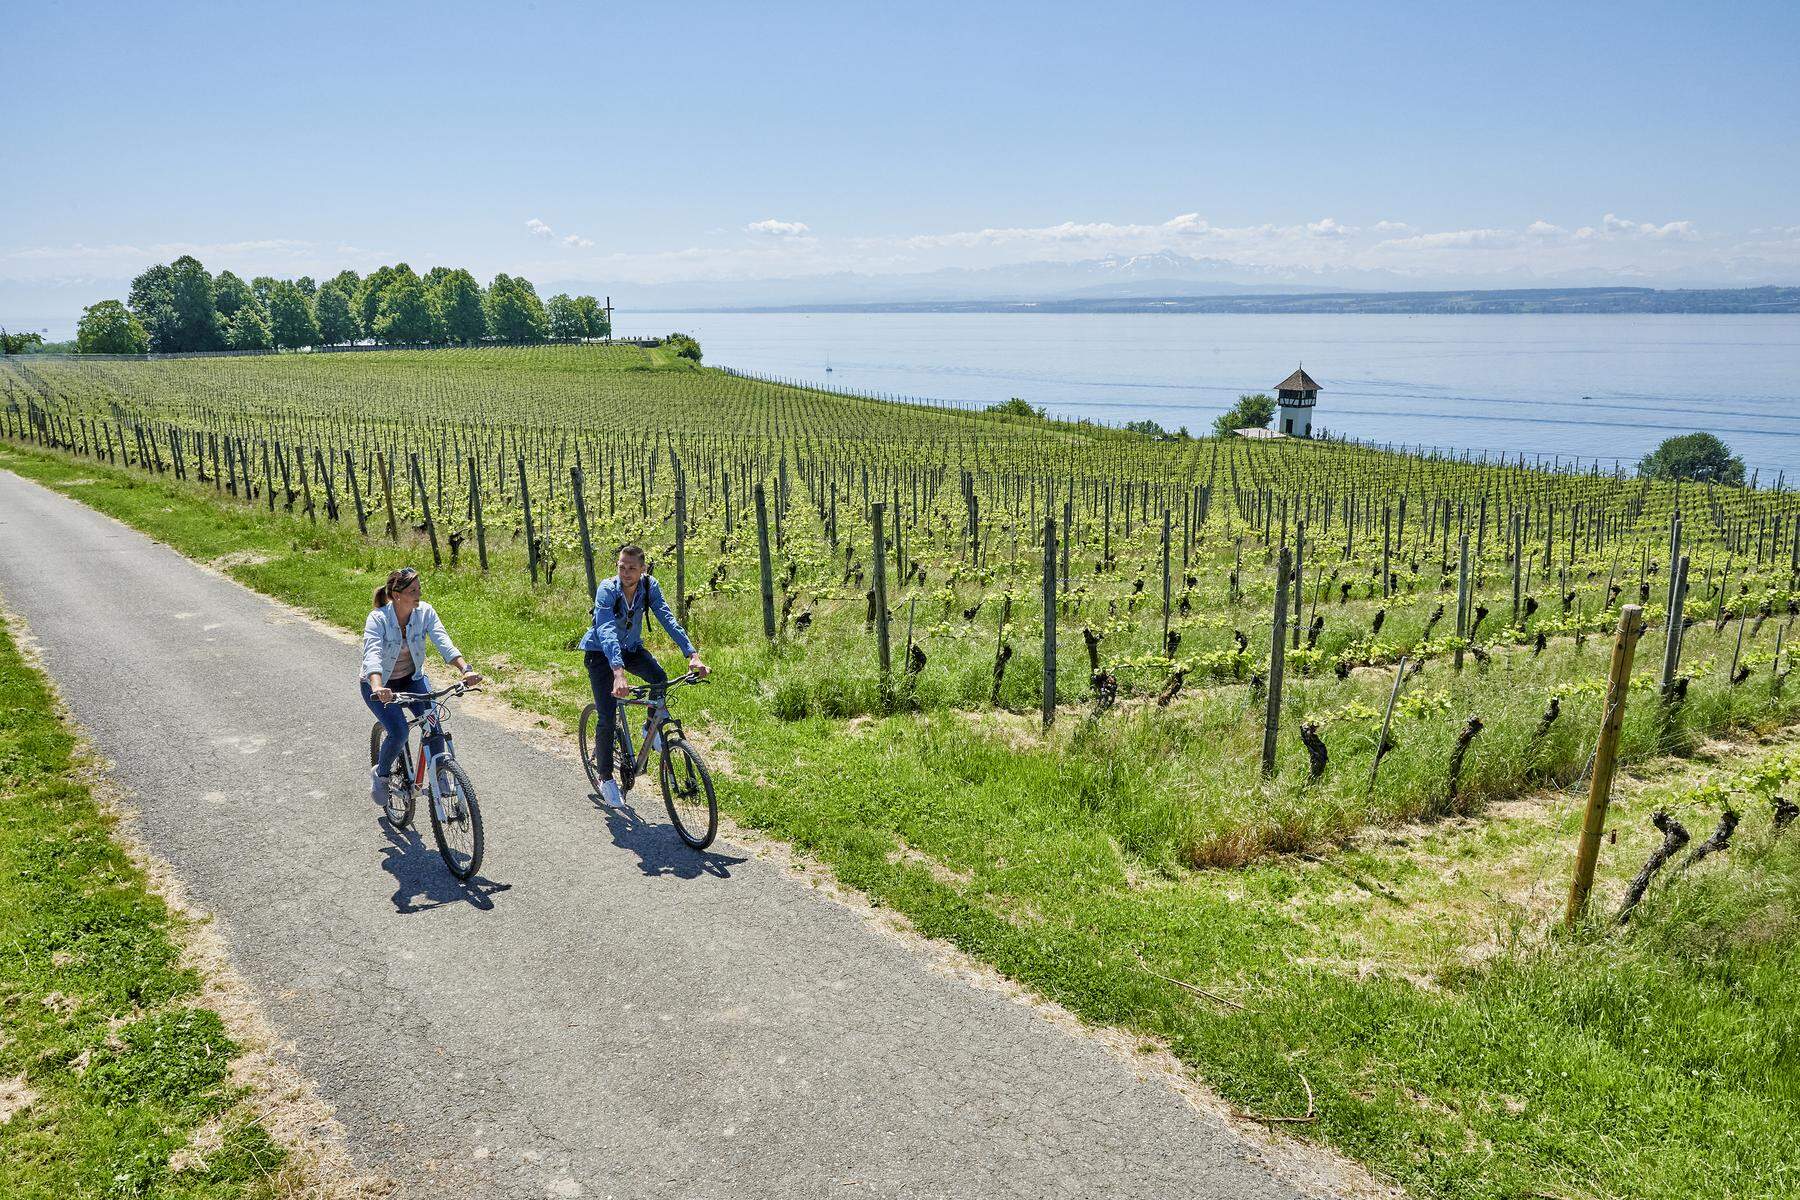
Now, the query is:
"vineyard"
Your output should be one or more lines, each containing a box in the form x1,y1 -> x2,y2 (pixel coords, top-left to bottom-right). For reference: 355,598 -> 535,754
6,344 -> 1798,866
6,344 -> 1800,1198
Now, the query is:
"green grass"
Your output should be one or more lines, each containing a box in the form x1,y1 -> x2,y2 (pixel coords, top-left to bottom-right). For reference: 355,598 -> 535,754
0,605 -> 289,1198
6,436 -> 1799,1199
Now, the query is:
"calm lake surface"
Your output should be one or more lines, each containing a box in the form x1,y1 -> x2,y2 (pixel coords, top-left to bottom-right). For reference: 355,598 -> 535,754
632,312 -> 1800,480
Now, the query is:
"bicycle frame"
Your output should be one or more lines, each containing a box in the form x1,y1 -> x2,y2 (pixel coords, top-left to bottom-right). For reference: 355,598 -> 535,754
615,693 -> 673,777
613,673 -> 702,778
388,689 -> 462,810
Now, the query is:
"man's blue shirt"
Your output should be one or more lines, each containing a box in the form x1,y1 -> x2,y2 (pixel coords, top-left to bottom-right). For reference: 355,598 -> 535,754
579,574 -> 695,667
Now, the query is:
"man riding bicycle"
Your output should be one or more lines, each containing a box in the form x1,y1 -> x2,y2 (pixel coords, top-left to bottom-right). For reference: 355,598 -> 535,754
581,544 -> 708,808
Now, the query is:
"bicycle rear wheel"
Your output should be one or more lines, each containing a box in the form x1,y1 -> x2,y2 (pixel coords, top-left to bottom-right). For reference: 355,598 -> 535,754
659,738 -> 717,850
429,757 -> 483,880
369,721 -> 416,828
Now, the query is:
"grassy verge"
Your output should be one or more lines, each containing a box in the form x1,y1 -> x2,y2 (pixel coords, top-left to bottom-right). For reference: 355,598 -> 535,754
6,442 -> 1797,1200
0,607 -> 291,1196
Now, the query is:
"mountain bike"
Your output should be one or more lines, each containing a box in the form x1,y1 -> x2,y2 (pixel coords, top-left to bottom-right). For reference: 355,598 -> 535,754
368,680 -> 484,879
579,671 -> 717,849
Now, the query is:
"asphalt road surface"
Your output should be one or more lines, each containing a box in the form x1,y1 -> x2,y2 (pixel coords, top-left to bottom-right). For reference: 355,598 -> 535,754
0,469 -> 1314,1200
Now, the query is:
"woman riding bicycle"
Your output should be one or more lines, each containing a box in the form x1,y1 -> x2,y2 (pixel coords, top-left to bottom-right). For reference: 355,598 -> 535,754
581,544 -> 707,808
362,566 -> 482,808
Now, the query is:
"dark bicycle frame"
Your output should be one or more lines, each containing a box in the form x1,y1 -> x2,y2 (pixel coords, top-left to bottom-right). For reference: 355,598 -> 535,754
614,672 -> 703,781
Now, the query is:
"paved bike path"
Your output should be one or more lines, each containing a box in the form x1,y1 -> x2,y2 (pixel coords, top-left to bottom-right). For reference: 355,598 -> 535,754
0,469 -> 1314,1200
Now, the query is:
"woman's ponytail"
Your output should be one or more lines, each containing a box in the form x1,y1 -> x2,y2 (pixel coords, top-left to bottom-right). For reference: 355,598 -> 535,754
372,585 -> 389,610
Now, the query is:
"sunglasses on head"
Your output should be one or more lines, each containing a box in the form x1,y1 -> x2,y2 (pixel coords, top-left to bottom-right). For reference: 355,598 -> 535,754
395,569 -> 421,592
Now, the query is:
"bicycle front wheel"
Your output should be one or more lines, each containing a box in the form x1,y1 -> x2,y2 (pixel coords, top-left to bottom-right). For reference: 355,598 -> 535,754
370,721 -> 416,829
659,739 -> 717,850
429,757 -> 484,880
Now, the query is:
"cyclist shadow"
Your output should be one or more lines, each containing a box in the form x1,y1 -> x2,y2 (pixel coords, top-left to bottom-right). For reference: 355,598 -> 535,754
378,820 -> 512,914
593,792 -> 745,880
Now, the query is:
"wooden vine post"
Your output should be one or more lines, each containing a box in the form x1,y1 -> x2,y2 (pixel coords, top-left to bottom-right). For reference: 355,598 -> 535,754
755,482 -> 776,643
871,501 -> 892,697
411,454 -> 441,566
518,455 -> 538,585
1043,514 -> 1057,728
1659,555 -> 1690,695
1454,532 -> 1470,671
1160,508 -> 1172,654
1261,546 -> 1291,777
376,450 -> 398,540
1565,604 -> 1645,926
571,465 -> 597,599
344,449 -> 368,536
468,457 -> 489,572
675,478 -> 688,621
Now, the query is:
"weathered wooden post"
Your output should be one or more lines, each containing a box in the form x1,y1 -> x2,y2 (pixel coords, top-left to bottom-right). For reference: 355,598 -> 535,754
1262,546 -> 1291,777
1043,514 -> 1058,728
1161,508 -> 1172,654
344,449 -> 368,536
468,457 -> 488,572
1454,532 -> 1470,671
1368,655 -> 1408,794
872,501 -> 892,696
755,482 -> 776,643
315,448 -> 339,522
675,478 -> 689,621
411,454 -> 440,566
376,450 -> 399,540
1659,555 -> 1690,696
1663,518 -> 1677,680
1292,521 -> 1305,649
571,465 -> 597,598
1566,605 -> 1645,926
1511,511 -> 1523,622
518,456 -> 538,585
1382,506 -> 1392,599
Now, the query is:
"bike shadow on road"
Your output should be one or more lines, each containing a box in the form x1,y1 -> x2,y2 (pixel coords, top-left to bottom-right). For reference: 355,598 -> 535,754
378,820 -> 512,914
591,793 -> 746,880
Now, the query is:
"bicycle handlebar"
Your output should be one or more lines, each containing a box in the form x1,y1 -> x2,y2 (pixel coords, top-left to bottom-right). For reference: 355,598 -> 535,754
378,680 -> 480,706
625,671 -> 710,701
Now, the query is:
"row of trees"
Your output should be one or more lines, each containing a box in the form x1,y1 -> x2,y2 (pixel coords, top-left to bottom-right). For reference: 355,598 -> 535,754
73,257 -> 611,354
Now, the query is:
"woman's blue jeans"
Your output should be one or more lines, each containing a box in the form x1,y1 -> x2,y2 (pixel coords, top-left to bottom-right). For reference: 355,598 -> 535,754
361,674 -> 444,777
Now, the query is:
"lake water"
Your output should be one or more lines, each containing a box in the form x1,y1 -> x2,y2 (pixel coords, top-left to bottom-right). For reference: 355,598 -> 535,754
631,312 -> 1800,480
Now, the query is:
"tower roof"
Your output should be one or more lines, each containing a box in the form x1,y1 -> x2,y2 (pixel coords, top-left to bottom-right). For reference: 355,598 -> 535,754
1276,366 -> 1321,393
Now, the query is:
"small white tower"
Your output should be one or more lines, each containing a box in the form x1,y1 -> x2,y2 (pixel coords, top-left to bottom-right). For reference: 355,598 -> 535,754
1275,366 -> 1320,438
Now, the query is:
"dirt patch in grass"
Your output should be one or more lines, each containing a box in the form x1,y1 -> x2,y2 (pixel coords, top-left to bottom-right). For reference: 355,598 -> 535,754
212,550 -> 274,570
0,1074 -> 37,1126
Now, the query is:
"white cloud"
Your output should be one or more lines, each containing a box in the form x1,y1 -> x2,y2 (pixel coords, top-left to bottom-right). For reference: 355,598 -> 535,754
524,217 -> 595,251
746,218 -> 812,237
1600,213 -> 1698,240
1306,217 -> 1356,239
1525,220 -> 1567,239
1372,220 -> 1411,233
1378,228 -> 1519,251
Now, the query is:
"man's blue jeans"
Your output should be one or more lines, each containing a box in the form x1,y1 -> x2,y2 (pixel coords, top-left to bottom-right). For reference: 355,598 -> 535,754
361,674 -> 444,778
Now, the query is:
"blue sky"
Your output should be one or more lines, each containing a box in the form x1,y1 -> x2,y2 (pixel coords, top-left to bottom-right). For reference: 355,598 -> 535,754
4,0 -> 1798,323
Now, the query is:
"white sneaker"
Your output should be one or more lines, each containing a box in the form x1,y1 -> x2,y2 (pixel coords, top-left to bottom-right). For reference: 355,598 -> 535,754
369,765 -> 390,808
599,779 -> 625,809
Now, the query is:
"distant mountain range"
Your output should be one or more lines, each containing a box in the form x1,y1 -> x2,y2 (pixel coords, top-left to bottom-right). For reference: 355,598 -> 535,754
554,252 -> 1348,310
723,285 -> 1800,315
542,252 -> 1799,314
